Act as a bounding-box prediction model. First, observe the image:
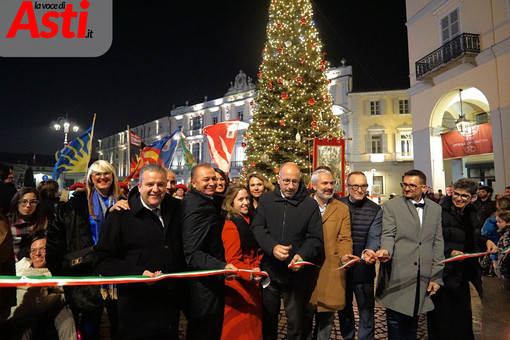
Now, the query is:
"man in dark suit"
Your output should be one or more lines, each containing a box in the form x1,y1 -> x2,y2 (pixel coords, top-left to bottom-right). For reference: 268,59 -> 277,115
181,163 -> 237,340
376,169 -> 444,340
94,163 -> 186,339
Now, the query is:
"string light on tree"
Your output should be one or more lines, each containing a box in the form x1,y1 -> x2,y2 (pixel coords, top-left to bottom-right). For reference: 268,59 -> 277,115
242,0 -> 344,183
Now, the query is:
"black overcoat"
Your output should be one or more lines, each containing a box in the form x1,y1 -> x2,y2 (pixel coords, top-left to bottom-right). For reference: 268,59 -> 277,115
94,191 -> 186,338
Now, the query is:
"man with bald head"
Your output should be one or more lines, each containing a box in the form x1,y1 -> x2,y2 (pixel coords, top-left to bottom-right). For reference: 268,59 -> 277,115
252,162 -> 324,339
166,169 -> 177,196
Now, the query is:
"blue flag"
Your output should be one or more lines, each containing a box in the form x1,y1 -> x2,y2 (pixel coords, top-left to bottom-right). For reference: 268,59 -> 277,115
52,115 -> 95,180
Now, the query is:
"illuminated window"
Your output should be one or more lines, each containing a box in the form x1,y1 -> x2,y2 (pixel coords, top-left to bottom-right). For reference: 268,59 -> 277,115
371,135 -> 382,153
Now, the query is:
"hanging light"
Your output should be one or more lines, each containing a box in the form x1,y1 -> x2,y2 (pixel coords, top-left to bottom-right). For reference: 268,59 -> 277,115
455,89 -> 473,135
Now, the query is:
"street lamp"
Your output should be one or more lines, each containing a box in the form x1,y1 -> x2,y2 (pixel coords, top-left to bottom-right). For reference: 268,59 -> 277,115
54,115 -> 80,147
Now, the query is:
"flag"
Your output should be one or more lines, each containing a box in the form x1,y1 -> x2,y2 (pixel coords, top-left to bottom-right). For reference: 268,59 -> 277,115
128,130 -> 145,174
179,133 -> 196,171
52,115 -> 96,181
202,119 -> 240,173
124,129 -> 180,181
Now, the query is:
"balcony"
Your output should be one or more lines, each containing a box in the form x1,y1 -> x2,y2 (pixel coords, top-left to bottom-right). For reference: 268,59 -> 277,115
416,33 -> 480,81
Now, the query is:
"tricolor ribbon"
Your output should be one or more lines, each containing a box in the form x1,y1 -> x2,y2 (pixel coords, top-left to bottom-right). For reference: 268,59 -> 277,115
0,268 -> 268,288
288,258 -> 360,270
504,245 -> 510,254
287,260 -> 320,269
334,258 -> 361,270
439,251 -> 489,264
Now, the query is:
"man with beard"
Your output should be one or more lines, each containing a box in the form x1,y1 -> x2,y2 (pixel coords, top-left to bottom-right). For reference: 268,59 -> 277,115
375,169 -> 444,340
307,168 -> 355,339
337,171 -> 382,340
166,170 -> 177,196
252,162 -> 324,339
473,185 -> 497,224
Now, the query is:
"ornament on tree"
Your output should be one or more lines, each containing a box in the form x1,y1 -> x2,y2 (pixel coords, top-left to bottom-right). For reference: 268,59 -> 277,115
274,145 -> 279,150
280,120 -> 285,126
250,101 -> 254,106
257,72 -> 262,78
277,23 -> 282,29
323,95 -> 329,100
259,121 -> 264,125
300,17 -> 307,25
308,98 -> 315,106
295,132 -> 301,142
281,92 -> 288,100
267,83 -> 273,89
251,162 -> 256,167
244,133 -> 249,138
300,57 -> 306,62
320,60 -> 326,66
263,47 -> 268,52
311,121 -> 318,128
241,142 -> 246,148
277,48 -> 283,54
285,40 -> 292,47
277,77 -> 283,84
261,154 -> 269,163
296,76 -> 302,83
243,166 -> 247,171
274,168 -> 279,173
320,66 -> 325,71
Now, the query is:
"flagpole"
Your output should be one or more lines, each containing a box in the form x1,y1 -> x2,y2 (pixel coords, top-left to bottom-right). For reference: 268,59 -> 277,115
126,125 -> 130,179
88,114 -> 97,170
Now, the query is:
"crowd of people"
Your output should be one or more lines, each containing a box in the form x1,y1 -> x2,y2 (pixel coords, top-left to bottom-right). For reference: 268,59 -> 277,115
0,160 -> 509,339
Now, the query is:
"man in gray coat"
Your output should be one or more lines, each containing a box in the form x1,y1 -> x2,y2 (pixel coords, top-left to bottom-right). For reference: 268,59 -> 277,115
375,169 -> 444,340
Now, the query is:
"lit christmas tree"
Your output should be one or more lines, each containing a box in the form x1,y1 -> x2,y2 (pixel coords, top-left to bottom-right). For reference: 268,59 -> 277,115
242,0 -> 342,182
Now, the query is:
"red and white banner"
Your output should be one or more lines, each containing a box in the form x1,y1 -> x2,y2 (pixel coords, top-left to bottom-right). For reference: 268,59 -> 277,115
202,119 -> 240,173
442,123 -> 493,159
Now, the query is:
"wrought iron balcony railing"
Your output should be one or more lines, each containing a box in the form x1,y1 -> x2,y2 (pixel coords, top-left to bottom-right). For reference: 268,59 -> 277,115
416,33 -> 480,80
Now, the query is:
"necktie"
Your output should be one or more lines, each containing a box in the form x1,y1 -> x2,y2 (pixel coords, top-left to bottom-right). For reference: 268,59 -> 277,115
414,203 -> 425,208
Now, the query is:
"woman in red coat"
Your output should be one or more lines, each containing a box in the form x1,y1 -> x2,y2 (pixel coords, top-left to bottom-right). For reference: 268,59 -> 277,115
221,184 -> 263,340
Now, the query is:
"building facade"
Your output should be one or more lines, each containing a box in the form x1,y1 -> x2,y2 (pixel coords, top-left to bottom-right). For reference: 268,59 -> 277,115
97,67 -> 412,200
405,0 -> 510,193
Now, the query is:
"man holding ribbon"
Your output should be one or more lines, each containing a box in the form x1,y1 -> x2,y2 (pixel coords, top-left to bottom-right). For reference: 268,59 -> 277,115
375,169 -> 444,340
252,162 -> 324,340
427,178 -> 497,340
94,164 -> 186,339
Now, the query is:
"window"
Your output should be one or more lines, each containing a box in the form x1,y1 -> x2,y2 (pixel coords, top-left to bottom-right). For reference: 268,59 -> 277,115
192,143 -> 200,162
213,116 -> 218,125
400,133 -> 412,157
371,135 -> 382,153
192,116 -> 203,130
370,101 -> 380,115
441,8 -> 459,43
399,100 -> 409,114
475,112 -> 488,125
238,112 -> 244,121
372,176 -> 384,195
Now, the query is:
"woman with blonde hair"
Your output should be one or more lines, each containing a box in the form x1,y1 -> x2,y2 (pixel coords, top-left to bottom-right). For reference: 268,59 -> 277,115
47,160 -> 127,340
221,184 -> 263,339
246,173 -> 274,209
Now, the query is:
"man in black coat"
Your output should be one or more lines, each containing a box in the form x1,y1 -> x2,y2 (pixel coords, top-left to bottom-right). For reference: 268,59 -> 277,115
181,163 -> 237,340
94,164 -> 186,339
252,162 -> 324,340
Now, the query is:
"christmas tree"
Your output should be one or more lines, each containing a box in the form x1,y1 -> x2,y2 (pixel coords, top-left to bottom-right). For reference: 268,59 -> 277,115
243,0 -> 342,183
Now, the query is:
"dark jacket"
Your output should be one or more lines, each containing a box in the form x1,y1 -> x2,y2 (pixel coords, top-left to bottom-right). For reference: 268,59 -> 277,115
46,190 -> 102,311
251,181 -> 324,284
339,195 -> 382,284
0,181 -> 16,216
473,198 -> 497,226
441,196 -> 487,289
0,215 -> 16,323
181,187 -> 226,318
94,191 -> 186,338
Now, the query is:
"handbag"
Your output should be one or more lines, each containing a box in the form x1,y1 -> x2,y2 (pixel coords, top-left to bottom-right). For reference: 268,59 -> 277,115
63,245 -> 94,273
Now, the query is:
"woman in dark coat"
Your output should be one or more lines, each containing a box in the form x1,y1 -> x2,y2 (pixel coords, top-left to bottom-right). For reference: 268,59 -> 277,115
427,178 -> 497,340
47,160 -> 127,340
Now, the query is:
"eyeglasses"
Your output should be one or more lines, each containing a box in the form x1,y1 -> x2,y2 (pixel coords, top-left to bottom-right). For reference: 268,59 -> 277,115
281,179 -> 299,185
452,191 -> 472,201
348,184 -> 368,191
19,199 -> 39,206
29,247 -> 46,254
93,172 -> 112,178
400,182 -> 423,190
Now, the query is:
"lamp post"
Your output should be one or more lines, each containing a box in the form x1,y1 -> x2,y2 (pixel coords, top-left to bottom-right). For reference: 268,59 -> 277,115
54,115 -> 80,147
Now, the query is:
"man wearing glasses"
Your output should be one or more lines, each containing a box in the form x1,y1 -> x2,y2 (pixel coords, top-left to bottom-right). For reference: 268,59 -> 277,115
338,171 -> 382,340
252,162 -> 324,340
375,169 -> 444,340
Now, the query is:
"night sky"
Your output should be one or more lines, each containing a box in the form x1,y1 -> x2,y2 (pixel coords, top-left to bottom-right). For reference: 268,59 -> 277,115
0,0 -> 409,156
